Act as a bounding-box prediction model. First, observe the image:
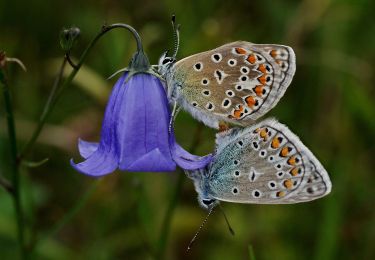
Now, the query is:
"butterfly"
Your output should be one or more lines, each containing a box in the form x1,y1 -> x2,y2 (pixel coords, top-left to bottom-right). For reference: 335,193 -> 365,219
158,32 -> 296,129
185,118 -> 332,210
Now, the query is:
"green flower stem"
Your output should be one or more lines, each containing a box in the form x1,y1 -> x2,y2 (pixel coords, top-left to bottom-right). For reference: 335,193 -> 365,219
156,124 -> 204,259
19,23 -> 144,161
0,68 -> 26,259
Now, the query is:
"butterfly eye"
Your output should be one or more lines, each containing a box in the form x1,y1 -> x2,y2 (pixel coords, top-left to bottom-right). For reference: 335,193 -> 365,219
202,199 -> 215,206
162,58 -> 171,65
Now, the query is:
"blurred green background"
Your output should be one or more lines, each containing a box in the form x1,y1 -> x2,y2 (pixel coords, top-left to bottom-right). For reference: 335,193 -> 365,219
1,0 -> 374,259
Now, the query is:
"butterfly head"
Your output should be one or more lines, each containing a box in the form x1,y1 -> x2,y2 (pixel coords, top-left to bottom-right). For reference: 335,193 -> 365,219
185,168 -> 219,210
199,197 -> 219,210
158,50 -> 176,76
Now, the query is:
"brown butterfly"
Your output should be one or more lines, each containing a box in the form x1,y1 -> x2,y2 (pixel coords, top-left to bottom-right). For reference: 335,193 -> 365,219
158,41 -> 296,129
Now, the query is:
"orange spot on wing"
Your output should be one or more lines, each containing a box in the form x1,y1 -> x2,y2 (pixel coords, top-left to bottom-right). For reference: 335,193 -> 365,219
290,167 -> 299,176
235,47 -> 247,54
259,128 -> 268,141
247,54 -> 256,64
257,64 -> 267,73
257,75 -> 267,85
233,105 -> 244,119
280,147 -> 290,157
245,96 -> 256,108
270,50 -> 278,58
254,85 -> 264,97
283,179 -> 293,190
287,156 -> 296,165
276,191 -> 285,198
271,137 -> 281,149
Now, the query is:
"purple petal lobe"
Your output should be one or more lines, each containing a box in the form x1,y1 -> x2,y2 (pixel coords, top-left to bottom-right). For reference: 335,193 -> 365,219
169,131 -> 213,170
78,139 -> 99,159
121,148 -> 176,172
118,74 -> 176,172
71,74 -> 127,176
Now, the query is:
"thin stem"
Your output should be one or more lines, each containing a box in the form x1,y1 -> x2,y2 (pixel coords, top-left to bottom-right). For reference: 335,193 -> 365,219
18,23 -> 144,160
65,53 -> 78,69
0,69 -> 27,259
156,124 -> 204,259
107,23 -> 143,52
40,57 -> 67,120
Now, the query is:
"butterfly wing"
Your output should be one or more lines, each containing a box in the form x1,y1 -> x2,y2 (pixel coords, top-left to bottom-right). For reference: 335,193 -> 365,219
170,41 -> 296,128
205,118 -> 331,204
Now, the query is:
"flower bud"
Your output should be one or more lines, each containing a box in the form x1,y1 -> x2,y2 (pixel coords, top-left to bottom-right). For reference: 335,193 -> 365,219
59,27 -> 80,53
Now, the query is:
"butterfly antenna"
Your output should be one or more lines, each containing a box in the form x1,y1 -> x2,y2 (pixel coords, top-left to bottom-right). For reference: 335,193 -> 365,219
171,14 -> 180,59
186,207 -> 214,252
219,204 -> 235,236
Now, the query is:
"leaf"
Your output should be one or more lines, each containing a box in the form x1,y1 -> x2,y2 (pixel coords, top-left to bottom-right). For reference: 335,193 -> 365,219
22,158 -> 49,168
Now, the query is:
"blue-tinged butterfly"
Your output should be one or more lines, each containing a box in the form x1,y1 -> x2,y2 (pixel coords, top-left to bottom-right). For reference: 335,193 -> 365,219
185,118 -> 331,210
158,19 -> 296,129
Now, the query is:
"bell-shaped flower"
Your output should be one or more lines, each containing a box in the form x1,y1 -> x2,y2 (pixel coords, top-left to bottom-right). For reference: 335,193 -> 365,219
71,71 -> 212,176
70,27 -> 212,176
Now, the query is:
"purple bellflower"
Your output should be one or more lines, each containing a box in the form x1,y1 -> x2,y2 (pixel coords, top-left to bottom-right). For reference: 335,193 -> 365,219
71,24 -> 212,176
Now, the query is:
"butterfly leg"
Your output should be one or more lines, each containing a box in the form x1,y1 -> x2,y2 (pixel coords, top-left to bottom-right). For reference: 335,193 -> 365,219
219,121 -> 230,132
169,101 -> 181,133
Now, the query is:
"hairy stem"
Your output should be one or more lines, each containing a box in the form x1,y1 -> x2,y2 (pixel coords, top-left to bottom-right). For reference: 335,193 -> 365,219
0,69 -> 26,259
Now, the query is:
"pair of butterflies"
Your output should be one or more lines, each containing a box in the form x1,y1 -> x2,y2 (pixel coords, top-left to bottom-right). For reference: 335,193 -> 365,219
156,23 -> 331,211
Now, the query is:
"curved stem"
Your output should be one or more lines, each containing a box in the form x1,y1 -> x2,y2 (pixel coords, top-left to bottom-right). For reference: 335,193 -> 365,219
18,23 -> 144,160
0,68 -> 26,259
105,23 -> 143,52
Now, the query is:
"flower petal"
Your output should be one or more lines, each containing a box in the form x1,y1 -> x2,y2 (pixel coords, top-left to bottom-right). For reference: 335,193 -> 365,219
169,130 -> 213,170
124,148 -> 176,172
78,139 -> 99,159
118,74 -> 176,171
71,73 -> 128,176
